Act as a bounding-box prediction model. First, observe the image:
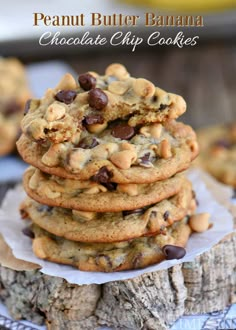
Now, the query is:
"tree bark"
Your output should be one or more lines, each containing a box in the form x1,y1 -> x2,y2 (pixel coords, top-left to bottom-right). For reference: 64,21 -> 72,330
0,233 -> 236,330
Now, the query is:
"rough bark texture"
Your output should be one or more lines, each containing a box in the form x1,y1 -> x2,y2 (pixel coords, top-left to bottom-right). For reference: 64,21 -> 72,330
0,234 -> 236,330
0,267 -> 100,330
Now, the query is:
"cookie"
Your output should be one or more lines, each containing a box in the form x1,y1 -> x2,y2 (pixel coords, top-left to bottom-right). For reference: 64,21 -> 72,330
23,167 -> 187,212
0,58 -> 30,156
21,63 -> 186,145
20,180 -> 194,242
17,120 -> 198,183
197,123 -> 236,187
31,217 -> 192,272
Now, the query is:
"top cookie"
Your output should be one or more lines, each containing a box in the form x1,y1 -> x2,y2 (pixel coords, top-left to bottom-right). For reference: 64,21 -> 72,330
196,123 -> 236,187
0,58 -> 31,156
21,63 -> 186,146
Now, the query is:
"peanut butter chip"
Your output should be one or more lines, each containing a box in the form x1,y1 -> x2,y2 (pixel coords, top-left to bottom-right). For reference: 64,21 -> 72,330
55,90 -> 77,104
189,213 -> 210,233
105,63 -> 129,79
108,81 -> 129,95
133,78 -> 155,98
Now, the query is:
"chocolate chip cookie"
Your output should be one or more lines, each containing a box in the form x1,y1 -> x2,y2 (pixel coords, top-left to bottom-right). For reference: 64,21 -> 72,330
0,58 -> 31,156
17,119 -> 198,183
20,63 -> 186,144
197,123 -> 236,187
20,179 -> 194,242
23,167 -> 187,212
31,217 -> 192,272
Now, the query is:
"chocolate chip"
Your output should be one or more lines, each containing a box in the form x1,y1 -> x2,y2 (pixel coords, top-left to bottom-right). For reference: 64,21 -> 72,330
91,166 -> 113,183
3,101 -> 21,116
123,209 -> 144,217
37,205 -> 53,213
139,153 -> 151,164
78,73 -> 96,91
111,124 -> 135,140
159,104 -> 168,111
152,95 -> 158,102
22,227 -> 35,239
163,211 -> 170,221
88,88 -> 108,110
162,245 -> 186,260
78,137 -> 99,149
55,90 -> 77,104
83,114 -> 104,125
24,99 -> 31,115
102,182 -> 117,191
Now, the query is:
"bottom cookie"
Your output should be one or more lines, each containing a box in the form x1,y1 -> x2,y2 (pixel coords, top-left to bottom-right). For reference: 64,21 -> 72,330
31,217 -> 192,272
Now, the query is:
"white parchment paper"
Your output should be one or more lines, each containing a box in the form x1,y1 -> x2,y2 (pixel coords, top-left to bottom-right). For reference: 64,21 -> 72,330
0,169 -> 234,285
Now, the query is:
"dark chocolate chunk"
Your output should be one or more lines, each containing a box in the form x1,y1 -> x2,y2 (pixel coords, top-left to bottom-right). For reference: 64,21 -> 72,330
24,99 -> 31,115
22,227 -> 35,239
78,137 -> 99,149
159,104 -> 168,111
55,90 -> 77,104
162,245 -> 186,260
78,73 -> 96,91
111,124 -> 135,140
102,182 -> 117,191
4,101 -> 21,116
163,211 -> 170,221
88,88 -> 108,110
123,209 -> 144,217
83,114 -> 104,125
91,166 -> 113,183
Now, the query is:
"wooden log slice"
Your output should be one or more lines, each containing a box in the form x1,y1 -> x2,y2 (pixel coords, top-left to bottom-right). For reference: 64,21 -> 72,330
0,233 -> 235,329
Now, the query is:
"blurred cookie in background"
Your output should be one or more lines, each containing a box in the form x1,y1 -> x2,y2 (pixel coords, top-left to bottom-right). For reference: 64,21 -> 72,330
196,123 -> 236,187
0,58 -> 31,156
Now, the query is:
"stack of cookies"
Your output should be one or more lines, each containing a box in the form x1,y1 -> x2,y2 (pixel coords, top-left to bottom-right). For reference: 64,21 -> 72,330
17,63 -> 208,272
0,58 -> 30,156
